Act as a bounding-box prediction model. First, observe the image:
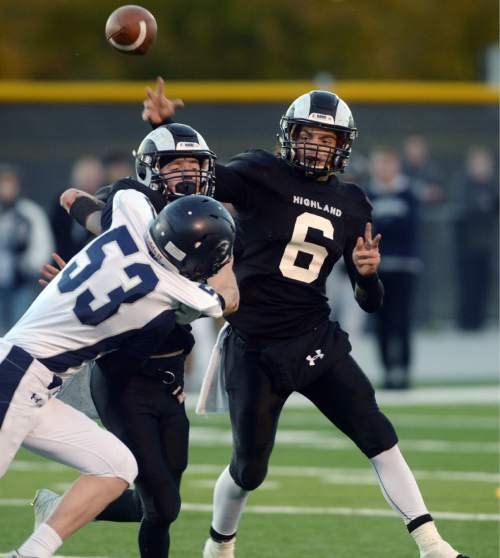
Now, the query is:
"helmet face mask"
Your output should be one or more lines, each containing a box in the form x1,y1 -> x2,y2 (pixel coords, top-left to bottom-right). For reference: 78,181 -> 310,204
135,124 -> 216,200
154,155 -> 212,201
278,91 -> 358,177
289,124 -> 342,175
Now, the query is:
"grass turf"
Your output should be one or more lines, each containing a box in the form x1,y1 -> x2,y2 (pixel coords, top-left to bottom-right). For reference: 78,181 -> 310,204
0,403 -> 498,557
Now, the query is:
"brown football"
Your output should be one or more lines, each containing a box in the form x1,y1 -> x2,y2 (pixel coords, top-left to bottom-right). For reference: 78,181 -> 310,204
105,5 -> 157,55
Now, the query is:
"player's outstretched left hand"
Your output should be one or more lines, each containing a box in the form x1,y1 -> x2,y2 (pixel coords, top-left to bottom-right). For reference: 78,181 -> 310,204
39,253 -> 67,287
141,76 -> 184,124
352,222 -> 381,276
60,187 -> 97,213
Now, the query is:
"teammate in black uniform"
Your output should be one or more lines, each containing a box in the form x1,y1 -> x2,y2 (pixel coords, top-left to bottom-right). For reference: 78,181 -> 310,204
142,79 -> 470,558
33,123 -> 239,558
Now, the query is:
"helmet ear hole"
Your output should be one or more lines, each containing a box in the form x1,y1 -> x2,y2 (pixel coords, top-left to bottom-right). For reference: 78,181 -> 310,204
137,163 -> 147,180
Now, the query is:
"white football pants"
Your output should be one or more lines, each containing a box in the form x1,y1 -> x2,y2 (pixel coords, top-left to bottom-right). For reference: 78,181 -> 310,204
0,340 -> 137,484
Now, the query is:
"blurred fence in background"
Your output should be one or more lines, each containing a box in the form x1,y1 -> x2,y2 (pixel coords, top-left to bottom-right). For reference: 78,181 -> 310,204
0,80 -> 498,330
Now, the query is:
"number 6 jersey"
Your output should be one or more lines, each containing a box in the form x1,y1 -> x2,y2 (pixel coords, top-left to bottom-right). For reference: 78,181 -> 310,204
5,189 -> 223,377
214,149 -> 381,340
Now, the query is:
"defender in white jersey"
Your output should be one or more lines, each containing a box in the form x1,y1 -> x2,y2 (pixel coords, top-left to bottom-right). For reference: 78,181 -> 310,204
0,190 -> 235,557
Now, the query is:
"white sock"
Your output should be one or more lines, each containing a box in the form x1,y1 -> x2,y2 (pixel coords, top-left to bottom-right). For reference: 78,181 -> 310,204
411,522 -> 446,553
370,444 -> 429,524
211,466 -> 249,536
18,523 -> 63,558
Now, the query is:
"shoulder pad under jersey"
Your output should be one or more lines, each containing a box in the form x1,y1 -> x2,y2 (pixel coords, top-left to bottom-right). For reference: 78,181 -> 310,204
227,149 -> 278,170
109,178 -> 166,214
336,180 -> 373,217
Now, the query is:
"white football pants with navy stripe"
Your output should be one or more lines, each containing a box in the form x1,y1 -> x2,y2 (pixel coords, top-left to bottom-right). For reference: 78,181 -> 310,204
0,339 -> 137,484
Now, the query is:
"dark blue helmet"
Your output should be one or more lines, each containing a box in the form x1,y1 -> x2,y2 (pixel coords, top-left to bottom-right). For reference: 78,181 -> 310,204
146,195 -> 235,281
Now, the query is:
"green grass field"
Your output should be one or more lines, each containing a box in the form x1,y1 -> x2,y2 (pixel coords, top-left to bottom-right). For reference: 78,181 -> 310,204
0,401 -> 498,557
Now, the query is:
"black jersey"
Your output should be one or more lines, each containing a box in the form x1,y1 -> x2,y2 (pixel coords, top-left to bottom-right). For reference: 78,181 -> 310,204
214,149 -> 379,339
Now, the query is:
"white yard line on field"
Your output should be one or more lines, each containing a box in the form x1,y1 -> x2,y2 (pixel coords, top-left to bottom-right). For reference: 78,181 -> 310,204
9,460 -> 499,483
381,413 -> 498,430
186,386 -> 499,408
21,426 -> 498,462
1,498 -> 497,523
279,412 -> 498,430
9,461 -> 67,471
188,427 -> 499,454
1,499 -> 496,522
180,502 -> 500,522
0,498 -> 31,506
374,387 -> 499,406
187,464 -> 498,483
188,479 -> 280,490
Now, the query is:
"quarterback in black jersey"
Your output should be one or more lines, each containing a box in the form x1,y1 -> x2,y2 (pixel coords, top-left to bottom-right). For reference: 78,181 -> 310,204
142,79 -> 470,558
33,123 -> 239,558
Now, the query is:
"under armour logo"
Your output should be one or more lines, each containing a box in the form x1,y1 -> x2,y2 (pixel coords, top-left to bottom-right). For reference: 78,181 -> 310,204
31,393 -> 43,405
306,349 -> 325,367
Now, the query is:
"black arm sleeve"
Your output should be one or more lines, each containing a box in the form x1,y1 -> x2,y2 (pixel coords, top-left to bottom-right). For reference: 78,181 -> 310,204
353,272 -> 384,313
69,196 -> 105,228
343,219 -> 384,313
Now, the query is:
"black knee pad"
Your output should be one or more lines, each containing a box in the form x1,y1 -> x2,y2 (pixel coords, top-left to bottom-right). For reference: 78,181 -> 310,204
140,483 -> 182,526
355,410 -> 398,458
230,453 -> 269,491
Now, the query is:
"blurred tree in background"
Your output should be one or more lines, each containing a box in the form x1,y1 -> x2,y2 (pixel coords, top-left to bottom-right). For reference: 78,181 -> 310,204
0,0 -> 497,80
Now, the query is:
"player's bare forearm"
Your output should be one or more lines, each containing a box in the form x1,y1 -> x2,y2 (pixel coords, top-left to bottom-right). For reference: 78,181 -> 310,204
60,188 -> 104,235
207,259 -> 240,316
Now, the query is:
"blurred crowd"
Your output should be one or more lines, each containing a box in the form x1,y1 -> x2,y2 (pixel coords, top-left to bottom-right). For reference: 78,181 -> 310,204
0,152 -> 133,333
0,137 -> 497,390
328,136 -> 498,388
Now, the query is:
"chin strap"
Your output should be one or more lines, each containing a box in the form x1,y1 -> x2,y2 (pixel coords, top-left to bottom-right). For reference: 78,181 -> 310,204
172,180 -> 197,197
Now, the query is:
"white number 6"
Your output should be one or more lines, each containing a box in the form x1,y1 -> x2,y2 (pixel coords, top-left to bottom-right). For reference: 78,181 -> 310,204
279,212 -> 334,283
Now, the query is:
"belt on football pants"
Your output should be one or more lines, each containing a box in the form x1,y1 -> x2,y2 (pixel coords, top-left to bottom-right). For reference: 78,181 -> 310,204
138,350 -> 186,404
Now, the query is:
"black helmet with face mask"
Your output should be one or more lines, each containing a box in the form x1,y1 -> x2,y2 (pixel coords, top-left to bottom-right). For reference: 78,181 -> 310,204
278,90 -> 358,177
146,195 -> 235,282
135,123 -> 216,201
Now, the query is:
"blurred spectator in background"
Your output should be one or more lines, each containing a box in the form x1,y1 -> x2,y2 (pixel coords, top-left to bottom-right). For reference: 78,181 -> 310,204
0,165 -> 54,333
402,135 -> 444,204
102,151 -> 134,184
402,135 -> 445,328
367,147 -> 422,389
51,155 -> 104,261
454,146 -> 499,331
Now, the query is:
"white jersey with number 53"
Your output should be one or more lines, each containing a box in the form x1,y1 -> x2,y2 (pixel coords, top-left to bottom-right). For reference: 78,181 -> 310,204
5,189 -> 222,376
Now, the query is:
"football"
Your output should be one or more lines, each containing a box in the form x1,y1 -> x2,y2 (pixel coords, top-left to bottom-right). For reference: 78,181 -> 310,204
105,5 -> 157,55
